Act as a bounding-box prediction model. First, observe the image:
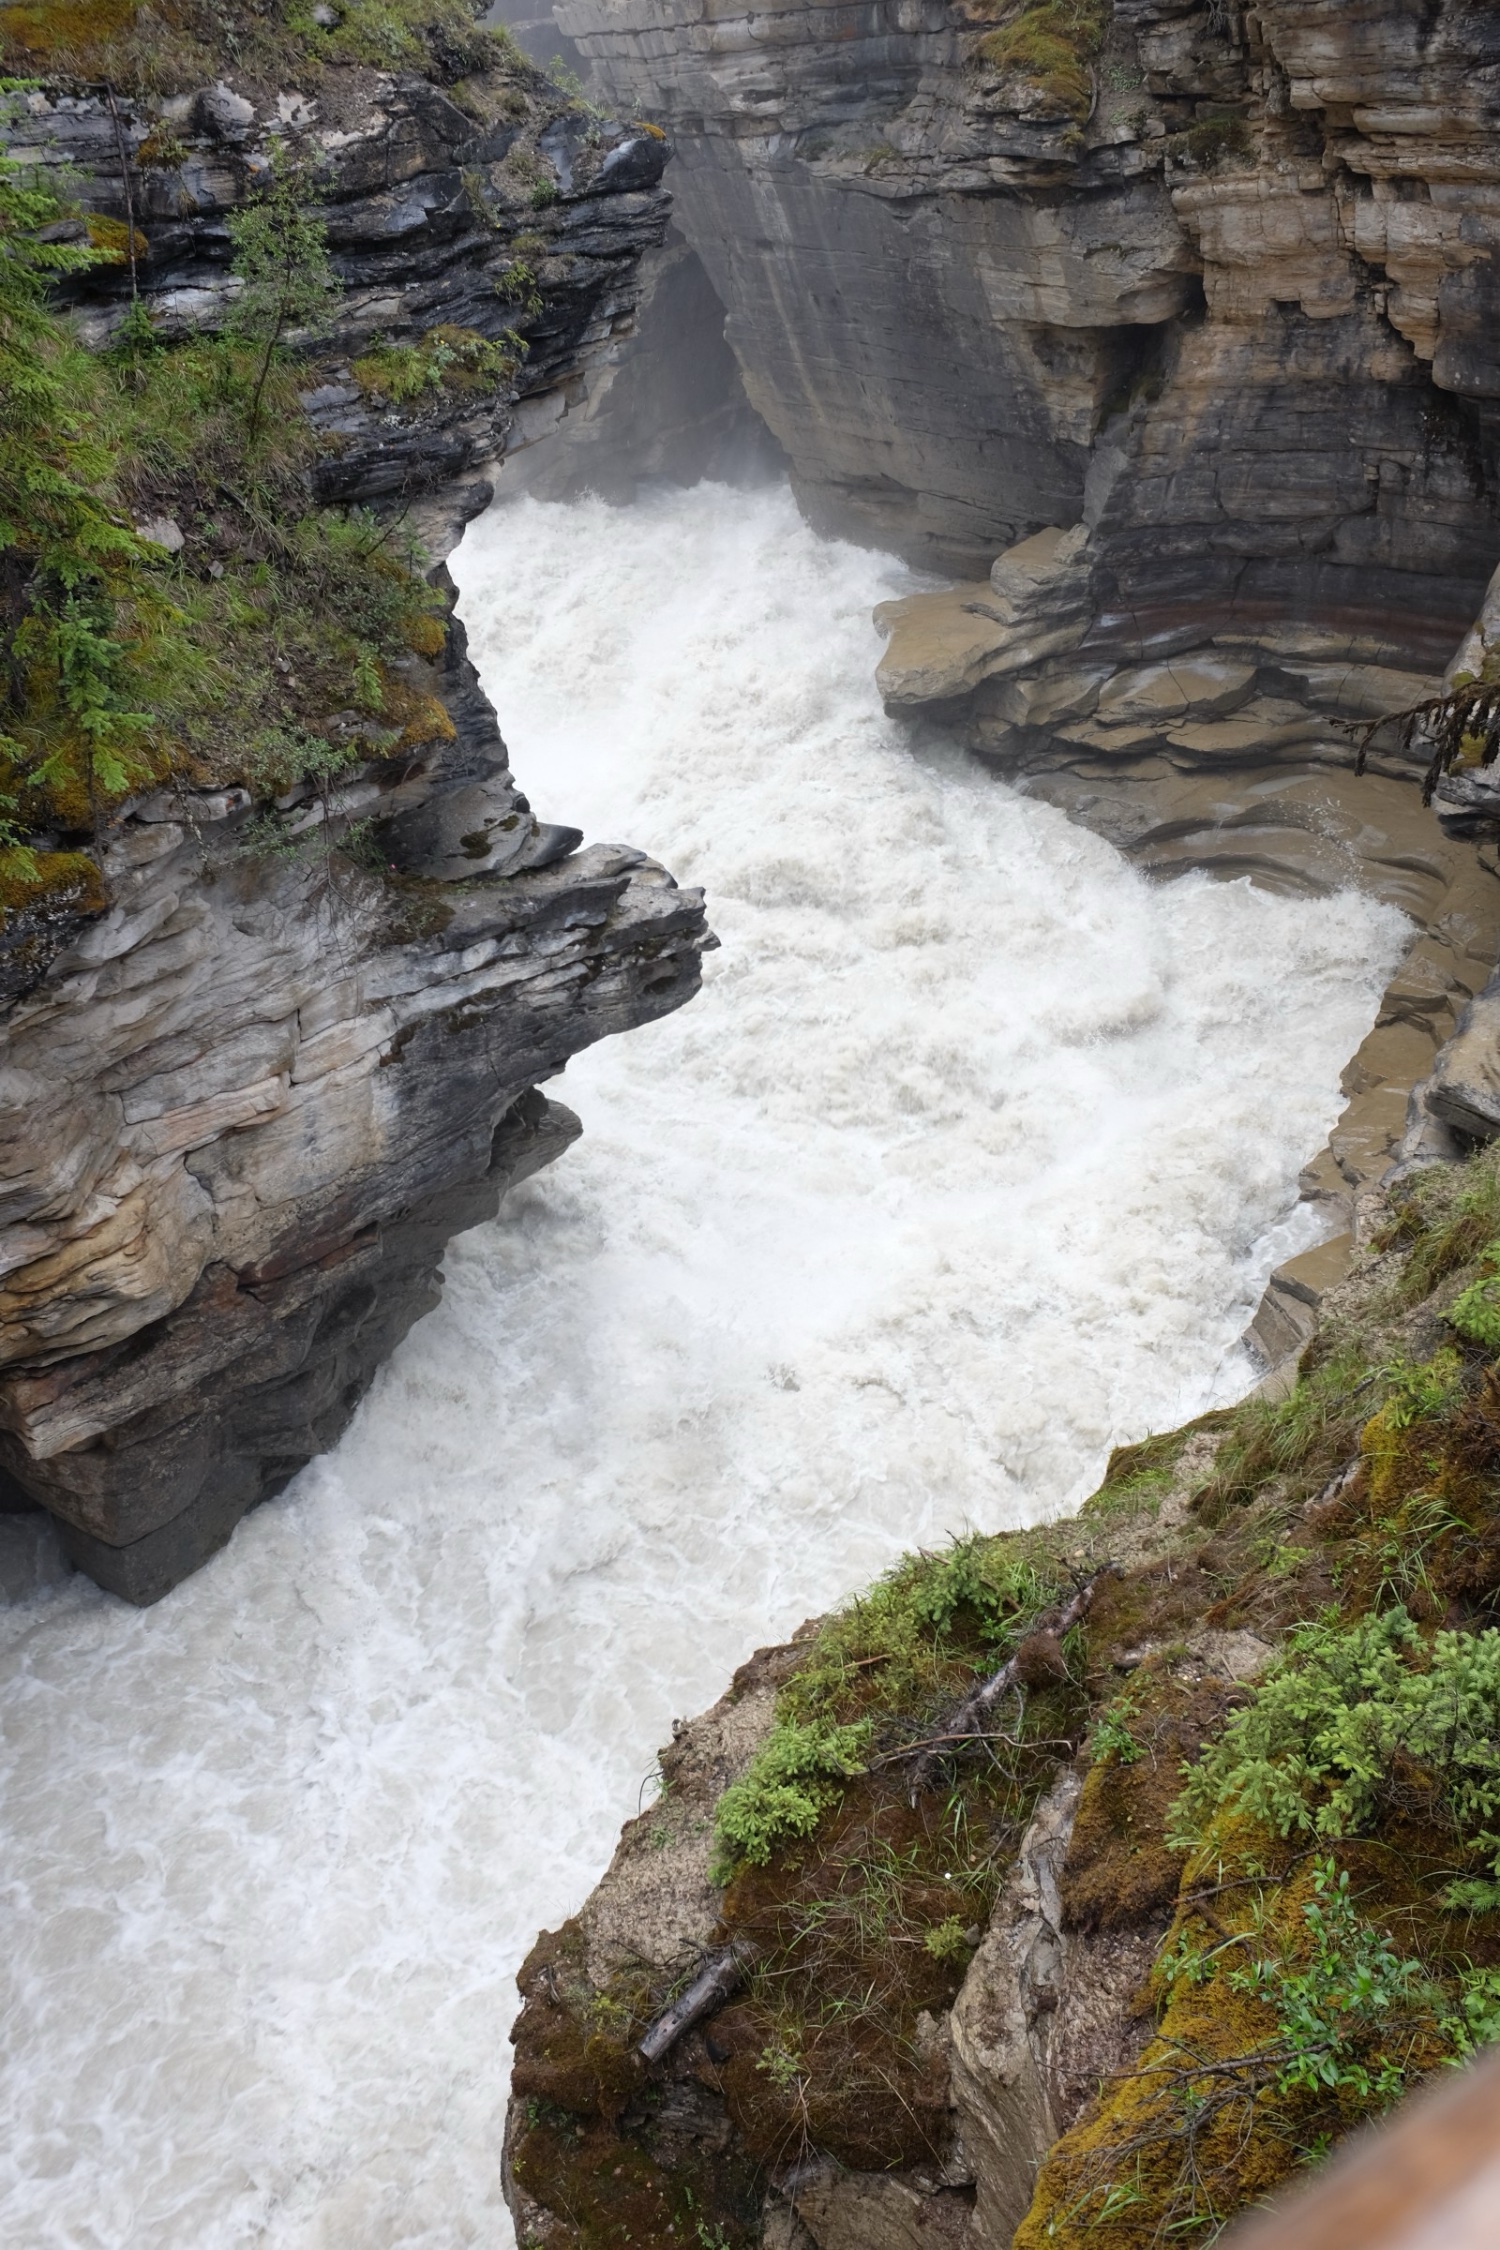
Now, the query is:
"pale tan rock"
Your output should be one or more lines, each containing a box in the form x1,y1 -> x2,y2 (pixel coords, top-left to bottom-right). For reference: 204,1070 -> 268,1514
948,1768 -> 1081,2247
580,1646 -> 794,1988
875,586 -> 1017,704
1247,1232 -> 1354,1369
1424,982 -> 1500,1139
0,1161 -> 213,1374
1331,1084 -> 1414,1186
985,665 -> 1109,730
1093,656 -> 1257,726
1341,1018 -> 1440,1100
987,526 -> 1089,614
1166,698 -> 1335,758
794,2172 -> 970,2250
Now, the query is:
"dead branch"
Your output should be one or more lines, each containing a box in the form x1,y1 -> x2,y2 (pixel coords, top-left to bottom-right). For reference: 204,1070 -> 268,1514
906,1570 -> 1109,1799
1344,676 -> 1500,805
637,1939 -> 753,2065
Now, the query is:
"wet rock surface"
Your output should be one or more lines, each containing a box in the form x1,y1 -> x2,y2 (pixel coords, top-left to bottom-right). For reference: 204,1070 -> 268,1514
6,53 -> 672,553
0,45 -> 713,1598
877,523 -> 1500,1374
561,0 -> 1500,636
0,599 -> 711,1600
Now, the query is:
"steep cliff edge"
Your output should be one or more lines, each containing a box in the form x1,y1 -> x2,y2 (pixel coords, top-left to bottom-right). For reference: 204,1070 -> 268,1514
494,10 -> 1500,2236
555,0 -> 1500,1350
559,0 -> 1500,643
503,1137 -> 1500,2250
0,5 -> 713,1599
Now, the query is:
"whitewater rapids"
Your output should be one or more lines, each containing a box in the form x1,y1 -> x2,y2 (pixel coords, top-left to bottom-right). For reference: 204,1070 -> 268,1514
0,484 -> 1408,2247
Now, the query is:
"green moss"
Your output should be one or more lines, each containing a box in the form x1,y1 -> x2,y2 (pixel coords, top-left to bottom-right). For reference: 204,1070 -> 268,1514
974,0 -> 1111,122
0,0 -> 522,95
0,845 -> 105,925
351,322 -> 524,404
514,1119 -> 1500,2246
0,124 -> 462,872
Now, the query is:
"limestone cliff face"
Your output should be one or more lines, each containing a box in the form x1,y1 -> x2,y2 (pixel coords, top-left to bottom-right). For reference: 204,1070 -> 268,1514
0,58 -> 712,1600
7,58 -> 674,549
551,0 -> 1500,1288
559,0 -> 1500,653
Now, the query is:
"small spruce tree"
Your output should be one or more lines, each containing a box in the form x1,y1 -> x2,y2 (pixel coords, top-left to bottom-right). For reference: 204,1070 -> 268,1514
227,144 -> 336,440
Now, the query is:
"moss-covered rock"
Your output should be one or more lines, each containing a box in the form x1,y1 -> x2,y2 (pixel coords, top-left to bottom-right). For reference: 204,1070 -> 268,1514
510,1140 -> 1500,2249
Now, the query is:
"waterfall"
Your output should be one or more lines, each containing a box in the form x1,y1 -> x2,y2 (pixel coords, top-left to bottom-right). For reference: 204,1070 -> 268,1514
0,483 -> 1408,2248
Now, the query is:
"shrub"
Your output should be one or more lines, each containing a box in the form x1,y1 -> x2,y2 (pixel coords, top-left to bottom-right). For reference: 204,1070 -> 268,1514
710,1717 -> 872,1880
1171,1609 -> 1500,1884
0,116 -> 459,916
1230,1858 -> 1431,2104
1448,1244 -> 1500,1354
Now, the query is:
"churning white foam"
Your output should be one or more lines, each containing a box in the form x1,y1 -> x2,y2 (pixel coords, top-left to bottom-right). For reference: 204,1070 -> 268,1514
0,483 -> 1408,2248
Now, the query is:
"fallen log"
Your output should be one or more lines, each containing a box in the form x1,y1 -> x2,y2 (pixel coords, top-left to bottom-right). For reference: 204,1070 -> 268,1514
906,1570 -> 1108,1799
638,1939 -> 753,2065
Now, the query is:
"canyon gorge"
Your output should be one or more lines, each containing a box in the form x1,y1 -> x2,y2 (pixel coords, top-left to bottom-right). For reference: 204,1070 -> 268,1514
4,0 -> 1500,2245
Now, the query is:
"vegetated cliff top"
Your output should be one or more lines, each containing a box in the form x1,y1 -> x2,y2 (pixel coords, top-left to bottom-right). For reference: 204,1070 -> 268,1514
0,0 -> 512,96
506,1139 -> 1500,2250
0,0 -> 668,963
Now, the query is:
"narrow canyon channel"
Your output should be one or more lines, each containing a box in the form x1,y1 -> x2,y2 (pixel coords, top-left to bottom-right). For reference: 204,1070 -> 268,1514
0,484 -> 1411,2247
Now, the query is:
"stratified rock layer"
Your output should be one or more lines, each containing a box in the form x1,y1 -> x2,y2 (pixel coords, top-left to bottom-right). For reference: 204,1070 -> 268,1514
0,600 -> 711,1602
0,51 -> 712,1598
560,0 -> 1500,652
7,58 -> 673,553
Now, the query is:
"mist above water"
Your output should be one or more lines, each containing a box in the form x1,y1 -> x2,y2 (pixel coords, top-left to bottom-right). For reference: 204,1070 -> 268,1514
0,484 -> 1408,2247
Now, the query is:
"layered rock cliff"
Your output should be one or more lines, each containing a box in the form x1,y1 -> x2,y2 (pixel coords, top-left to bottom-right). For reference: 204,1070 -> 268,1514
498,4 -> 1500,2244
0,13 -> 713,1599
557,0 -> 1500,1348
559,0 -> 1500,631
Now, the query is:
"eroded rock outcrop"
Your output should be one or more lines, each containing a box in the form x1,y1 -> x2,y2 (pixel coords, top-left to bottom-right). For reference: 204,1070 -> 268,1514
0,32 -> 713,1597
504,1152 -> 1500,2248
550,0 -> 1500,1362
0,666 -> 709,1601
5,49 -> 673,552
560,0 -> 1500,640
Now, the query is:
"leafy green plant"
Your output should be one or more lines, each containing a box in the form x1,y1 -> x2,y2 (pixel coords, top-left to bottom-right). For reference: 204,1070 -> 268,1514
227,144 -> 336,438
352,322 -> 523,403
493,259 -> 542,318
907,1536 -> 1055,1644
1448,1244 -> 1500,1354
711,1717 -> 871,1881
1090,1680 -> 1147,1767
1171,1610 -> 1500,1881
1381,1349 -> 1466,1430
1231,1860 -> 1428,2102
0,128 -> 171,867
923,1914 -> 972,1964
1443,1963 -> 1500,2056
754,2037 -> 804,2093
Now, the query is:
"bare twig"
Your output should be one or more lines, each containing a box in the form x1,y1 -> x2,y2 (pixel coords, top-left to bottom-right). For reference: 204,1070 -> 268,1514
906,1570 -> 1109,1799
1344,677 -> 1500,805
104,84 -> 139,302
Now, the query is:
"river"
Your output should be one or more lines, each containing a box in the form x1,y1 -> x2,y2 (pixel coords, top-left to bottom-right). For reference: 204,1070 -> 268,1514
0,483 -> 1408,2246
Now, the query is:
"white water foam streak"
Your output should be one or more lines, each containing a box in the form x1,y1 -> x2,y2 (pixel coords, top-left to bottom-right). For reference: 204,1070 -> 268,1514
0,483 -> 1408,2247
